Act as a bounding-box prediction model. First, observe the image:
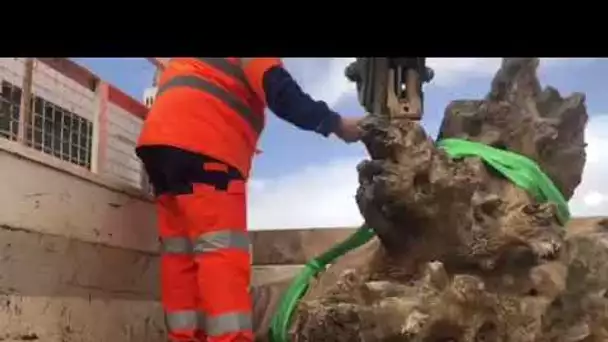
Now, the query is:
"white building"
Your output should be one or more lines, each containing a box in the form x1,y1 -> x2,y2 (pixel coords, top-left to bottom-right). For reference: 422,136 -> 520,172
143,86 -> 157,108
0,57 -> 149,189
143,67 -> 161,109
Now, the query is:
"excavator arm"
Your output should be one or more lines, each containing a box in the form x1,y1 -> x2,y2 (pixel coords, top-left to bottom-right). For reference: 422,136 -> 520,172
345,58 -> 434,120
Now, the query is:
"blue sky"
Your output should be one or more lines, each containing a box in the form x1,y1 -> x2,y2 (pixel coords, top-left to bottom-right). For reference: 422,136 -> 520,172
74,58 -> 608,229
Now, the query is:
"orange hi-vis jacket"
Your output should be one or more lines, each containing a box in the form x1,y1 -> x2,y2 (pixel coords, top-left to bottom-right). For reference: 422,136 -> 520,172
137,58 -> 283,177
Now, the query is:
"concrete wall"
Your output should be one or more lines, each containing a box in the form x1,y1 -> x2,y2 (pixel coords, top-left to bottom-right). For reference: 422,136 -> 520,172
103,103 -> 144,189
0,138 -> 164,342
0,58 -> 24,88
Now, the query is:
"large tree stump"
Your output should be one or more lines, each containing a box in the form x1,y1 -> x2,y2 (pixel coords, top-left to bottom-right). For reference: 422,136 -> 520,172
269,58 -> 608,342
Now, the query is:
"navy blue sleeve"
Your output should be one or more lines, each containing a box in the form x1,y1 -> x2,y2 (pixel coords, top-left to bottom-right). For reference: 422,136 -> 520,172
262,65 -> 342,137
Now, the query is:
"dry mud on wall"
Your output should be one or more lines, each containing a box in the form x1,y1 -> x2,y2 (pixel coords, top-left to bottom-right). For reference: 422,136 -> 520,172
0,140 -> 166,342
0,227 -> 165,342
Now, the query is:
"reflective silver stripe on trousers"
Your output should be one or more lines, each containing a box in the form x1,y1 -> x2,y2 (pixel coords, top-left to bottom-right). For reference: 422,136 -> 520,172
193,230 -> 250,253
156,75 -> 263,134
165,311 -> 252,335
161,230 -> 250,254
165,310 -> 202,332
206,312 -> 252,337
160,236 -> 193,254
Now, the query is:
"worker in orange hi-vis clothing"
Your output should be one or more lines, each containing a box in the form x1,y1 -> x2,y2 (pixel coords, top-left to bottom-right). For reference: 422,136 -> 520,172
136,58 -> 364,342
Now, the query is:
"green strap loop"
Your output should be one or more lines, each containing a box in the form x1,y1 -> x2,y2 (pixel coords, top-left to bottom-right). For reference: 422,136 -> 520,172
269,224 -> 375,342
437,138 -> 570,225
268,138 -> 570,342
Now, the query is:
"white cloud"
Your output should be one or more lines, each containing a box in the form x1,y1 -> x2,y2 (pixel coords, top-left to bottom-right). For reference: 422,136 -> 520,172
569,114 -> 608,217
426,58 -> 502,86
421,58 -> 597,87
583,192 -> 605,207
283,58 -> 356,108
248,157 -> 364,230
248,114 -> 608,229
282,58 -> 595,111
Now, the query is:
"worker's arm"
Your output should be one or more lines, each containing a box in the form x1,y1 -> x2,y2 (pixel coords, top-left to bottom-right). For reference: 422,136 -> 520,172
262,66 -> 341,137
240,58 -> 357,139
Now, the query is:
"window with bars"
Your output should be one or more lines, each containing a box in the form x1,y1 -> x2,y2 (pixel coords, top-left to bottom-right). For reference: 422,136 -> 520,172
0,81 -> 22,141
1,79 -> 93,169
26,95 -> 93,169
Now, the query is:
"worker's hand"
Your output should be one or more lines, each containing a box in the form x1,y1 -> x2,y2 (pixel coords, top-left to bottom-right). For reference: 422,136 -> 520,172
335,116 -> 364,143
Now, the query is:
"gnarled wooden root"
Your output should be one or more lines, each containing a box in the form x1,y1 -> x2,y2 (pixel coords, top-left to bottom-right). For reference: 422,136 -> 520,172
285,58 -> 602,342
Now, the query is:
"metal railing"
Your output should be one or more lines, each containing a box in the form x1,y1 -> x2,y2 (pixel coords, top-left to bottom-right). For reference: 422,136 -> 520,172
26,93 -> 93,169
0,80 -> 21,141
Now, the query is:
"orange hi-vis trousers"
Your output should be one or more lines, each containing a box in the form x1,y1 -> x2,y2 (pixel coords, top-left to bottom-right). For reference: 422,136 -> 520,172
137,145 -> 253,342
